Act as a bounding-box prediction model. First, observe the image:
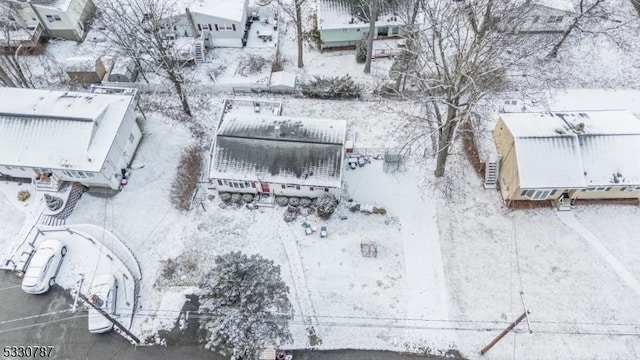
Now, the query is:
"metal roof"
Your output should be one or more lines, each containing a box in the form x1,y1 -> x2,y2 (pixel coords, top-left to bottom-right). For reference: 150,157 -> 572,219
500,110 -> 640,188
0,87 -> 136,172
211,115 -> 346,187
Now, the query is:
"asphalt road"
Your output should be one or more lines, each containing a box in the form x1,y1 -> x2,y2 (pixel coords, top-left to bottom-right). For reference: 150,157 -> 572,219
0,271 -> 460,360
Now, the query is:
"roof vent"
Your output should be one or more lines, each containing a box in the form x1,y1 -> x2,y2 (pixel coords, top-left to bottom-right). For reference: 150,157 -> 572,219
574,122 -> 585,133
554,128 -> 565,134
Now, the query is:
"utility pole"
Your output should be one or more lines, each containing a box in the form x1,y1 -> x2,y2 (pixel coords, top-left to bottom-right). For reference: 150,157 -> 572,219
480,310 -> 530,355
77,293 -> 141,344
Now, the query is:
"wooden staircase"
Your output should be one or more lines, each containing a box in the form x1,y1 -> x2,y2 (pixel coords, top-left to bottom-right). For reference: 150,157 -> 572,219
194,37 -> 205,64
483,161 -> 499,189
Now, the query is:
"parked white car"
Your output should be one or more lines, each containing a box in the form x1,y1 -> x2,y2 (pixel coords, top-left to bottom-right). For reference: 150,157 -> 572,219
88,274 -> 118,333
21,239 -> 67,294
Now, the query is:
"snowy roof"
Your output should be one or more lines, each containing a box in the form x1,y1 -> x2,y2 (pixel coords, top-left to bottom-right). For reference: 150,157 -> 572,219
31,0 -> 72,11
110,57 -> 135,76
500,111 -> 640,188
210,114 -> 347,187
535,0 -> 574,12
177,0 -> 247,22
318,0 -> 404,30
64,56 -> 100,72
270,71 -> 296,89
0,87 -> 136,172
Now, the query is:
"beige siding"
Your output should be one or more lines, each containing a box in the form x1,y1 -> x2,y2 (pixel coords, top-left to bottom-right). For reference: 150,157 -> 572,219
494,118 -> 520,201
493,117 -> 640,203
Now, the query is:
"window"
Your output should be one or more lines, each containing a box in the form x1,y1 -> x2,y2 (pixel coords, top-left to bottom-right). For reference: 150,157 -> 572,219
129,133 -> 135,143
63,170 -> 94,179
295,185 -> 300,190
239,182 -> 245,188
520,189 -> 554,200
281,184 -> 286,189
46,15 -> 54,22
309,186 -> 314,191
232,182 -> 239,188
586,186 -> 612,192
286,185 -> 296,189
217,179 -> 223,186
197,24 -> 202,31
208,24 -> 213,31
218,24 -> 234,31
78,21 -> 84,31
251,182 -> 256,189
621,186 -> 640,192
547,15 -> 564,23
532,15 -> 540,23
244,182 -> 250,188
324,188 -> 329,192
5,166 -> 12,170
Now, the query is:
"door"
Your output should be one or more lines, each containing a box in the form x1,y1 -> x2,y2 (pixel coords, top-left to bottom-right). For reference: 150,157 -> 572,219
261,183 -> 270,193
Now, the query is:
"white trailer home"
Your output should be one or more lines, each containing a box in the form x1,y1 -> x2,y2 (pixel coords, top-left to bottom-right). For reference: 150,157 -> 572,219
167,0 -> 250,48
0,86 -> 143,191
209,112 -> 347,199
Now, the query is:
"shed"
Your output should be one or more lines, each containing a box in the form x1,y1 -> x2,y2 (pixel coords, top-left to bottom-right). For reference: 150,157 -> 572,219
64,56 -> 106,83
107,57 -> 138,83
269,71 -> 296,92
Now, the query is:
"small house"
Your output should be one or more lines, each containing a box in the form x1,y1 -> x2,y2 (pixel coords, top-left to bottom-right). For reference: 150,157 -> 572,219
516,0 -> 575,34
317,0 -> 407,50
107,57 -> 138,83
0,86 -> 143,191
209,112 -> 346,198
64,56 -> 106,83
8,0 -> 96,42
494,110 -> 640,204
165,0 -> 249,48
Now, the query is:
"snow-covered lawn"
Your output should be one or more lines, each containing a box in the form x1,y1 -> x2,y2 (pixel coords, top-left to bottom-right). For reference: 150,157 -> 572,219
436,156 -> 640,359
0,188 -> 26,257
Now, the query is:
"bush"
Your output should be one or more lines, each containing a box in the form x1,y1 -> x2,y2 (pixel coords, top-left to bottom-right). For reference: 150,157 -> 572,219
299,197 -> 312,207
276,196 -> 289,207
355,37 -> 367,63
219,192 -> 232,202
160,258 -> 178,279
288,197 -> 300,206
241,194 -> 255,203
303,75 -> 362,99
238,54 -> 268,76
314,194 -> 338,219
170,146 -> 203,211
231,193 -> 243,203
17,190 -> 30,202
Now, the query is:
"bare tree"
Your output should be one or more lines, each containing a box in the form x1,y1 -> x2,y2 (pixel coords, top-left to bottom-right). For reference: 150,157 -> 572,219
363,0 -> 378,73
99,0 -> 192,115
547,0 -> 629,58
400,0 -> 534,177
0,2 -> 34,87
277,0 -> 307,68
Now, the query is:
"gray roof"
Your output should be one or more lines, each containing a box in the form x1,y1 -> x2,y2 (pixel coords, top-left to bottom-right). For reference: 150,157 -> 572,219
210,115 -> 346,187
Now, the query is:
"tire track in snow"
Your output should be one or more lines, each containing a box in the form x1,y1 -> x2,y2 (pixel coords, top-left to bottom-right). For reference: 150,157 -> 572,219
556,210 -> 640,297
277,219 -> 320,340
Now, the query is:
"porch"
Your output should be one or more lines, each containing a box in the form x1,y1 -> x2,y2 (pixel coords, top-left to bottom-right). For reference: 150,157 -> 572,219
0,24 -> 45,54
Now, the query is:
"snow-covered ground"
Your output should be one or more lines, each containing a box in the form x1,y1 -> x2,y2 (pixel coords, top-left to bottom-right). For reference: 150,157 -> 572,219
2,0 -> 640,358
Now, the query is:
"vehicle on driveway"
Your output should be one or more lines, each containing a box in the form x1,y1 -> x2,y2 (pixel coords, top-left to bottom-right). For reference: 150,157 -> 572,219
88,274 -> 118,333
21,239 -> 67,294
